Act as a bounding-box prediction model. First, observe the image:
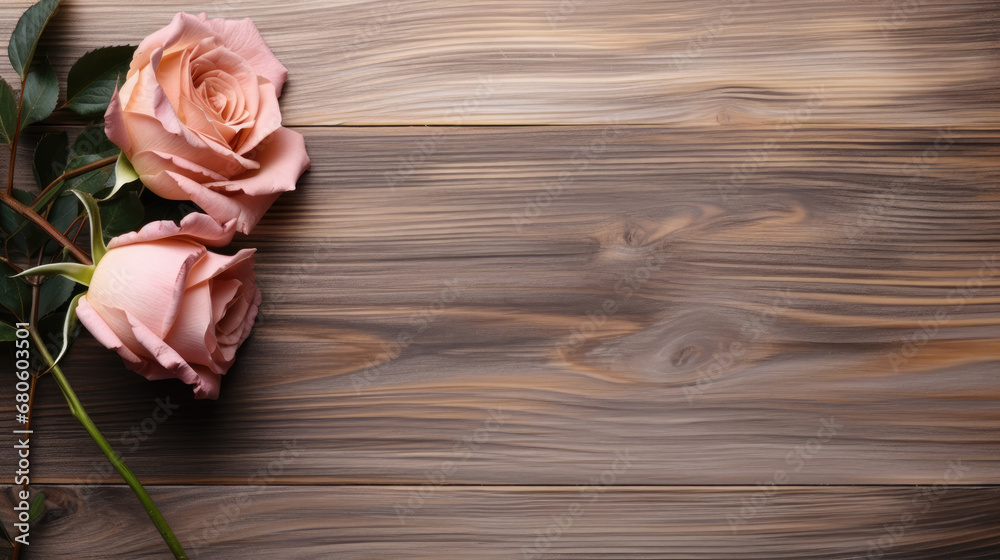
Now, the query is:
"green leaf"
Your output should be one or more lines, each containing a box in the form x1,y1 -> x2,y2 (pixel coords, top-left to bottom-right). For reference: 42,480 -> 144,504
100,188 -> 143,240
20,58 -> 58,129
27,492 -> 45,524
32,127 -> 117,209
71,190 -> 107,263
8,0 -> 61,81
64,159 -> 114,196
48,291 -> 83,369
0,78 -> 17,146
0,189 -> 45,254
69,125 -> 117,160
102,151 -> 139,201
0,321 -> 16,342
0,260 -> 32,319
65,46 -> 135,116
15,261 -> 93,286
38,275 -> 75,318
47,192 -> 80,233
33,131 -> 68,189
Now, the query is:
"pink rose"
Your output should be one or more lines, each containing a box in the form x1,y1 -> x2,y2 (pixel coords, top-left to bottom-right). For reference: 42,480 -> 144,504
105,12 -> 309,235
76,213 -> 261,399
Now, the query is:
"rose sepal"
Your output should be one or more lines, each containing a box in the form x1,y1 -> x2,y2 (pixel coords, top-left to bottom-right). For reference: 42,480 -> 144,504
71,189 -> 108,263
13,261 -> 94,286
46,291 -> 85,372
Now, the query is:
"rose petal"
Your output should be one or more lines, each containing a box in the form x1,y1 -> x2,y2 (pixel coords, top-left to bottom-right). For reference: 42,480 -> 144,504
162,281 -> 222,374
130,13 -> 216,78
88,240 -> 205,337
126,310 -> 223,399
201,15 -> 288,96
108,212 -> 238,249
76,296 -> 146,368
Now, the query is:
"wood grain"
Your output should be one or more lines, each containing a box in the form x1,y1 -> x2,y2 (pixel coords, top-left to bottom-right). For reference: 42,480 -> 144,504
1,485 -> 999,559
1,0 -> 998,126
5,126 -> 998,485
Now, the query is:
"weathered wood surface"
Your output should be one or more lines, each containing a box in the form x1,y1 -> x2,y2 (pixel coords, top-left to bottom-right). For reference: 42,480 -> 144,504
3,485 -> 1000,559
4,126 -> 998,486
1,0 -> 998,126
1,0 -> 999,557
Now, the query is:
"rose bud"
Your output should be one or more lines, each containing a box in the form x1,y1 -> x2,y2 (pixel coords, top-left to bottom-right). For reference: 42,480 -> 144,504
105,12 -> 309,235
76,213 -> 261,399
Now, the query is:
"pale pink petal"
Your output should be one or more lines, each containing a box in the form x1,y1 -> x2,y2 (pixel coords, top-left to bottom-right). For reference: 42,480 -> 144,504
76,296 -> 145,369
130,13 -> 215,77
163,281 -> 222,374
88,241 -> 205,337
104,86 -> 131,153
171,171 -> 281,235
201,16 -> 288,96
210,278 -> 243,326
109,212 -> 238,249
123,111 -> 252,181
187,248 -> 256,285
126,311 -> 223,399
234,80 -> 280,155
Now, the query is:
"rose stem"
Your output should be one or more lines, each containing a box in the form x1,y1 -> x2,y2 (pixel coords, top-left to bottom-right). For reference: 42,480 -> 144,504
29,328 -> 189,560
0,192 -> 92,265
31,155 -> 118,208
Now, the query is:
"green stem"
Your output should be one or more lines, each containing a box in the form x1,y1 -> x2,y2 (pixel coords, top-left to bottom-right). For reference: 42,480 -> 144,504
29,328 -> 188,559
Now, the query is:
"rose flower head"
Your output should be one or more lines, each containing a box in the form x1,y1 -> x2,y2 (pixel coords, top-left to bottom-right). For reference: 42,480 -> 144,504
76,213 -> 261,399
106,12 -> 309,235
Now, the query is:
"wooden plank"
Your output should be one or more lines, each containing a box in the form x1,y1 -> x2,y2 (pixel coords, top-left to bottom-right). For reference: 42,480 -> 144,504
5,126 -> 999,485
2,485 -> 999,559
1,0 -> 998,126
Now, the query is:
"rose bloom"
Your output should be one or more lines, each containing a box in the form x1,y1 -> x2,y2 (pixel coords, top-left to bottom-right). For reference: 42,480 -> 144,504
76,213 -> 261,399
106,12 -> 309,235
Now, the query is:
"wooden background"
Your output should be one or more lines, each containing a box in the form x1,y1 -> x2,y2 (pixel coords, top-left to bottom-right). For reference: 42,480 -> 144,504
2,0 -> 1000,558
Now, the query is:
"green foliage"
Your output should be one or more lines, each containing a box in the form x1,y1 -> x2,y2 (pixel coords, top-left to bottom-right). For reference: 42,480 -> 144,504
46,193 -> 80,234
103,152 -> 140,201
0,189 -> 45,255
33,127 -> 119,210
8,0 -> 61,81
0,78 -> 17,146
20,58 -> 58,129
38,274 -> 75,318
33,131 -> 68,189
0,260 -> 31,320
27,492 -> 46,524
100,187 -> 144,240
0,321 -> 16,342
66,46 -> 136,116
72,190 -> 107,263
